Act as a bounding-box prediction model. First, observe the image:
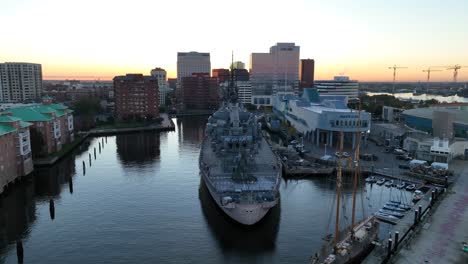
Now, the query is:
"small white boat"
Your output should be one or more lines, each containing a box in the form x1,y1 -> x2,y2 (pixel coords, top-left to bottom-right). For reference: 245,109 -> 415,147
405,184 -> 416,191
385,180 -> 393,187
412,190 -> 423,203
376,179 -> 386,185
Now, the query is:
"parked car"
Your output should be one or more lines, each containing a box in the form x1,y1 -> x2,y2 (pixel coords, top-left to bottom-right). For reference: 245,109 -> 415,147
393,148 -> 405,155
398,164 -> 410,170
396,154 -> 411,161
360,153 -> 378,161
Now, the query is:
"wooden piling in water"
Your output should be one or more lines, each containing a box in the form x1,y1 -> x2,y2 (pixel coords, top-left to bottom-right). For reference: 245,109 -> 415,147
94,148 -> 96,159
82,161 -> 86,175
49,199 -> 55,220
394,231 -> 399,252
16,240 -> 23,264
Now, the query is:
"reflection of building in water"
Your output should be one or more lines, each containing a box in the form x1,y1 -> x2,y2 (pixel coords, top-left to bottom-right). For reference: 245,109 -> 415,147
198,180 -> 280,255
116,132 -> 160,164
0,156 -> 77,254
33,156 -> 76,200
179,117 -> 207,144
0,179 -> 36,253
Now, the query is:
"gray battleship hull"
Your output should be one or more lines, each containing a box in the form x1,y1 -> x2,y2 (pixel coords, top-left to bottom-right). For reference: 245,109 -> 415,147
200,168 -> 278,225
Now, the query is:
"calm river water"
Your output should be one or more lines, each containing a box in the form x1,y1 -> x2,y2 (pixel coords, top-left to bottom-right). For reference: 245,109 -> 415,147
0,117 -> 409,264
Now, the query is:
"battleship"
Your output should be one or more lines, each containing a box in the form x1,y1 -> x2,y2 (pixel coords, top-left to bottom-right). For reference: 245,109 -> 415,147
199,62 -> 281,225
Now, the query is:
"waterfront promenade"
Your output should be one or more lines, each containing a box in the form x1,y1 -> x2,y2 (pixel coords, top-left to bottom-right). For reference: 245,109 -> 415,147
393,160 -> 468,264
34,114 -> 175,166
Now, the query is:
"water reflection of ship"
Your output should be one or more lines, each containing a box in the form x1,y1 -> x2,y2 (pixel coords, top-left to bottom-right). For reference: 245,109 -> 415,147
198,179 -> 280,254
116,132 -> 161,164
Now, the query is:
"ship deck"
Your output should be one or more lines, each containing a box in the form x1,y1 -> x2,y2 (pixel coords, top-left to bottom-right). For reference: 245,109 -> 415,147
201,136 -> 280,192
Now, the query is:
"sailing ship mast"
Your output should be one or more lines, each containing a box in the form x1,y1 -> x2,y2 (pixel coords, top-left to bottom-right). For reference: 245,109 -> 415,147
334,130 -> 343,245
351,99 -> 362,229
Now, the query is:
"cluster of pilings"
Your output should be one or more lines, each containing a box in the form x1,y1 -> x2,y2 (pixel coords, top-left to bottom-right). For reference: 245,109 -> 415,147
383,188 -> 444,263
82,137 -> 107,176
16,136 -> 108,263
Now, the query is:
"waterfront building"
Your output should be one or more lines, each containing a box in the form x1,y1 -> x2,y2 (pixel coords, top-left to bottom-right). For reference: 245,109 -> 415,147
150,67 -> 170,106
299,59 -> 315,89
181,73 -> 219,110
402,104 -> 468,139
0,62 -> 43,103
0,116 -> 33,193
314,76 -> 359,100
403,134 -> 468,162
113,74 -> 159,120
370,122 -> 410,147
177,51 -> 210,88
382,106 -> 404,122
250,43 -> 300,98
272,88 -> 371,148
1,100 -> 74,157
212,69 -> 230,83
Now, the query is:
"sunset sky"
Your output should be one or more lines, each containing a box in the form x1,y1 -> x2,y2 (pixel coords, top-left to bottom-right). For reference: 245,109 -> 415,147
1,0 -> 467,82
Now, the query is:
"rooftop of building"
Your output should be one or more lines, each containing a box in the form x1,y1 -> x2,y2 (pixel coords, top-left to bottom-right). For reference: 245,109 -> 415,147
403,107 -> 468,124
113,74 -> 157,82
1,103 -> 72,122
276,88 -> 365,115
372,122 -> 410,135
0,123 -> 16,136
1,62 -> 41,66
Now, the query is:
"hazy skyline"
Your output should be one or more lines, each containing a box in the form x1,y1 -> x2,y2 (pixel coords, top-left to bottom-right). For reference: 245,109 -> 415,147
1,0 -> 468,82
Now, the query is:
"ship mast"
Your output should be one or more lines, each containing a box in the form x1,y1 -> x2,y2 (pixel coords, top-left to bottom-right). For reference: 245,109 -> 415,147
334,130 -> 343,246
351,99 -> 362,229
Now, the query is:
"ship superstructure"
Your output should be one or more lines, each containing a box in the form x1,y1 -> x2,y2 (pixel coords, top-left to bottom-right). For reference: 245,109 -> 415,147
199,60 -> 281,225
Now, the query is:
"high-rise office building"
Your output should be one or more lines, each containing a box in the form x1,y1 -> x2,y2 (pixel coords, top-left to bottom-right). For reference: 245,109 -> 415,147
0,62 -> 43,103
176,52 -> 210,100
177,52 -> 210,84
181,73 -> 219,110
299,59 -> 315,89
150,67 -> 169,106
114,74 -> 159,120
250,43 -> 300,96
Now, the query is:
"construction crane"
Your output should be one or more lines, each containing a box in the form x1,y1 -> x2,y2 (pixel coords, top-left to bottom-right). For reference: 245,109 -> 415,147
422,68 -> 443,92
388,64 -> 408,94
446,64 -> 468,83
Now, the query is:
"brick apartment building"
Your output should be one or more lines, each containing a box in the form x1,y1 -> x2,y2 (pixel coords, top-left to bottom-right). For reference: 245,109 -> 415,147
0,116 -> 33,193
4,101 -> 74,157
182,73 -> 220,110
212,69 -> 230,83
113,74 -> 159,120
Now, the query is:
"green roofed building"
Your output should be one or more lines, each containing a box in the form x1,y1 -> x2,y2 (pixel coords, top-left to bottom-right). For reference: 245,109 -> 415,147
0,114 -> 34,194
0,101 -> 74,157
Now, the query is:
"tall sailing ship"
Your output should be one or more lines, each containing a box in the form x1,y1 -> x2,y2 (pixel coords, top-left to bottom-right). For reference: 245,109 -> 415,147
311,102 -> 379,264
199,62 -> 281,225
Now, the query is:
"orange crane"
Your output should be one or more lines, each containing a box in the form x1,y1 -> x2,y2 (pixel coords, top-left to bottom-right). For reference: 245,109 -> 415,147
422,68 -> 443,92
388,64 -> 408,94
446,64 -> 468,82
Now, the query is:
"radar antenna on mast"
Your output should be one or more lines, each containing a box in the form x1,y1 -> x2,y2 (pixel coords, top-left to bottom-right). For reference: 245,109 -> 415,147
227,51 -> 238,104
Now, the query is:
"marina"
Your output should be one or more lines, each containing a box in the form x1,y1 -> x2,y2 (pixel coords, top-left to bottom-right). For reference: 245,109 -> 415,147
0,116 -> 436,264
